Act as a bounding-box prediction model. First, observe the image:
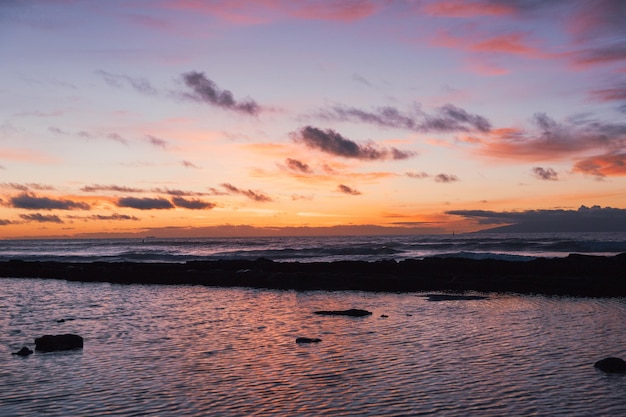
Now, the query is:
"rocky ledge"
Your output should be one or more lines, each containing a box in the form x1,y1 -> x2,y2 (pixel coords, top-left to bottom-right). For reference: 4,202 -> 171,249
1,253 -> 626,297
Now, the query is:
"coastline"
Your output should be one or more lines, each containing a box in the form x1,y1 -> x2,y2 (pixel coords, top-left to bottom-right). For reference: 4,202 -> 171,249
2,253 -> 626,297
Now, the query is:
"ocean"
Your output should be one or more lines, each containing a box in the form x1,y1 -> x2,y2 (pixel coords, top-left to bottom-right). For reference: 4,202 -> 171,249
2,231 -> 626,263
2,232 -> 626,416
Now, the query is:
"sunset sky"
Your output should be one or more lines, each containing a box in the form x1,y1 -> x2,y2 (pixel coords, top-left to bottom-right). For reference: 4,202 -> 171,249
1,0 -> 626,238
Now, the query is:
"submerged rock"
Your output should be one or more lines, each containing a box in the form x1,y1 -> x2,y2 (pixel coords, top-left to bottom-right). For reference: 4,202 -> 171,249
35,334 -> 83,352
12,347 -> 33,356
314,309 -> 372,317
594,357 -> 626,374
296,337 -> 322,344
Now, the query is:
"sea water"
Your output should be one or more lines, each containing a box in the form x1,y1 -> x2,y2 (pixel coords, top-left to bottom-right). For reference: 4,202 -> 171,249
1,277 -> 625,416
1,232 -> 626,263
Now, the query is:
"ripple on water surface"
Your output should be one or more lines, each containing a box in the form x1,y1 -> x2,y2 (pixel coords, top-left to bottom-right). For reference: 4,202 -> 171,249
1,278 -> 626,416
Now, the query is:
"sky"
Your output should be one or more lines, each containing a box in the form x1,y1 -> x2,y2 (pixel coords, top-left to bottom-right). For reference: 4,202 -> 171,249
1,0 -> 626,238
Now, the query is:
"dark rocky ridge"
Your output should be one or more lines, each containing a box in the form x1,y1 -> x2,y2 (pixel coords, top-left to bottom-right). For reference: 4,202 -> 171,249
1,253 -> 626,297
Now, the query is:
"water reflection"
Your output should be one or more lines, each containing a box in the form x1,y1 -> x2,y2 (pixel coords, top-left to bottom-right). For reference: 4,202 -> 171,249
1,278 -> 625,416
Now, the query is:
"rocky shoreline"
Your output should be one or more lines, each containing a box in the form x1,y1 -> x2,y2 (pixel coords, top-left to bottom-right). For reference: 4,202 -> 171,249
1,253 -> 626,297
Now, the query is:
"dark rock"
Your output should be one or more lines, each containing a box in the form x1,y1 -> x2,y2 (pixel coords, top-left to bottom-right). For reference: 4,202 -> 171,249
35,334 -> 83,352
425,294 -> 489,302
12,347 -> 33,356
314,309 -> 372,317
594,357 -> 626,374
380,314 -> 388,318
296,337 -> 321,344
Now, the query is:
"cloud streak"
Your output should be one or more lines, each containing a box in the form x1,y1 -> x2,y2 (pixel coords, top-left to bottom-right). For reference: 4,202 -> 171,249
221,183 -> 273,202
97,70 -> 158,95
9,193 -> 90,210
434,173 -> 460,183
338,184 -> 361,195
475,113 -> 626,163
532,167 -> 558,181
572,152 -> 626,178
182,71 -> 262,115
116,197 -> 175,210
20,213 -> 64,223
285,158 -> 313,174
320,104 -> 492,133
294,126 -> 415,160
171,197 -> 215,210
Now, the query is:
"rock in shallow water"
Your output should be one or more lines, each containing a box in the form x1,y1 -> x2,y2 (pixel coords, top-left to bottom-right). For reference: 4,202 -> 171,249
313,309 -> 372,317
296,337 -> 321,344
594,357 -> 626,374
35,334 -> 83,352
12,347 -> 33,356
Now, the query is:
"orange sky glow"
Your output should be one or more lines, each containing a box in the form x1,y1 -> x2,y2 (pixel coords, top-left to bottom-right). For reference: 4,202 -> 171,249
1,0 -> 625,238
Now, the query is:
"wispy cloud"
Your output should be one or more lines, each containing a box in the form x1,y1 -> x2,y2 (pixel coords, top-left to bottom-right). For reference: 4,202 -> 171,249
294,126 -> 415,160
572,152 -> 626,178
285,158 -> 313,174
532,167 -> 558,181
152,188 -> 212,197
319,104 -> 491,133
161,0 -> 380,24
425,0 -> 626,71
406,171 -> 429,179
221,183 -> 273,202
50,126 -> 129,145
589,82 -> 626,107
20,213 -> 64,223
96,70 -> 158,95
145,134 -> 169,148
171,196 -> 215,209
476,113 -> 626,162
434,173 -> 460,183
67,213 -> 141,221
9,193 -> 90,210
1,182 -> 55,191
181,71 -> 262,116
338,184 -> 361,195
116,197 -> 175,210
81,184 -> 145,193
181,160 -> 200,169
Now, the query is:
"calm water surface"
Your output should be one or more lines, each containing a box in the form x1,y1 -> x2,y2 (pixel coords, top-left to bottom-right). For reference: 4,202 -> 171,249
1,277 -> 625,416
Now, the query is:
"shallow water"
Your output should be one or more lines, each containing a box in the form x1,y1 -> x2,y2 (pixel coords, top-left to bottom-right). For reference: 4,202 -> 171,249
1,277 -> 625,416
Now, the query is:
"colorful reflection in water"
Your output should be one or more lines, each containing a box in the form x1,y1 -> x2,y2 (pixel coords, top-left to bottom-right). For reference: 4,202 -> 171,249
1,278 -> 625,416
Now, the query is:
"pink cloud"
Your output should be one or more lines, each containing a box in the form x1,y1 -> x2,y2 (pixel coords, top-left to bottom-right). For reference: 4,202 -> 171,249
424,0 -> 514,17
475,115 -> 626,164
432,30 -> 545,58
289,0 -> 378,22
161,0 -> 379,24
572,153 -> 626,178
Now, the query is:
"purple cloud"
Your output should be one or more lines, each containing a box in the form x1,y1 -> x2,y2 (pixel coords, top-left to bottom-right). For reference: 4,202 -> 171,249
532,167 -> 558,180
338,184 -> 361,195
10,193 -> 90,210
221,183 -> 272,202
20,213 -> 63,223
434,174 -> 460,183
294,126 -> 415,160
285,158 -> 313,174
182,71 -> 261,116
116,197 -> 175,210
172,197 -> 215,210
